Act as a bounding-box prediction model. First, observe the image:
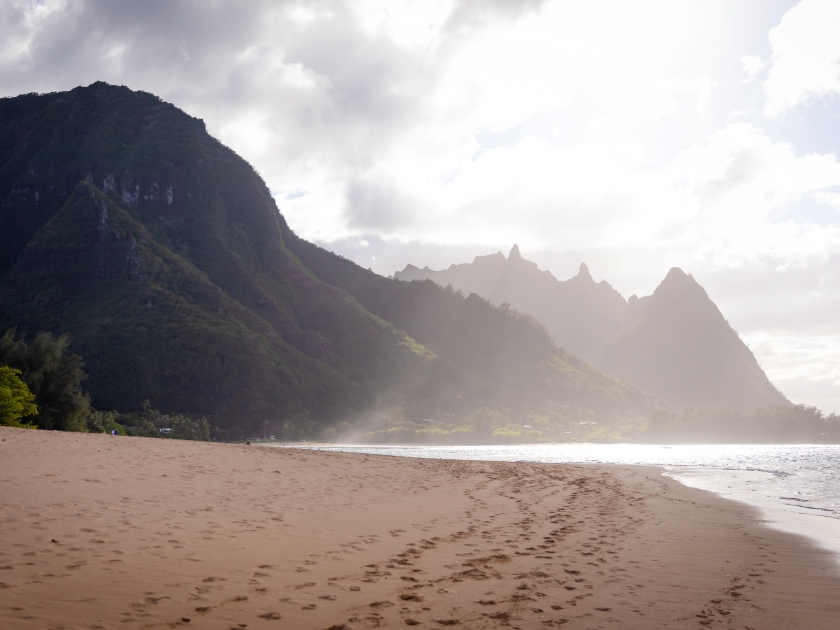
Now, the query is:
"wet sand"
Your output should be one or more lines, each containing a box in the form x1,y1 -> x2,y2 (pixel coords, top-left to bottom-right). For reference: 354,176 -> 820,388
1,427 -> 839,629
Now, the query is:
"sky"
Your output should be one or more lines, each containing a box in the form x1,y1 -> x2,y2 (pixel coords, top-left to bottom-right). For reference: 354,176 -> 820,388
2,0 -> 839,412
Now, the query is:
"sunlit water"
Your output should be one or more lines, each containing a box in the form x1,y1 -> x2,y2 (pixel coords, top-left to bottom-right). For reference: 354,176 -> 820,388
291,443 -> 840,557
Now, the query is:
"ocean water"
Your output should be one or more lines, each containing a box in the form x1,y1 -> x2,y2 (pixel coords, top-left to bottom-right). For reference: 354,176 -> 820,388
297,443 -> 840,557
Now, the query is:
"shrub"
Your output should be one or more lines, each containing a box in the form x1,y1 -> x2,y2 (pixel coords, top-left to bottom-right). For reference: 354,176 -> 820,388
0,366 -> 38,428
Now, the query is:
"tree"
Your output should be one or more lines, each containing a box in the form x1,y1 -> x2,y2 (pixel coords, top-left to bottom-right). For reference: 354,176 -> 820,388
0,329 -> 90,431
85,410 -> 127,435
123,400 -> 210,440
0,366 -> 38,427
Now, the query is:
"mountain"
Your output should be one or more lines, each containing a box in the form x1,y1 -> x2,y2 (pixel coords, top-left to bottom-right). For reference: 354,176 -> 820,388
0,83 -> 658,436
598,268 -> 788,412
397,245 -> 627,363
396,248 -> 787,412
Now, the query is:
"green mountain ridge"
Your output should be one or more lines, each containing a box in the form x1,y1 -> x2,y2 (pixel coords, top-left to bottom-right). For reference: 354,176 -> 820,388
0,82 -> 659,435
2,179 -> 364,422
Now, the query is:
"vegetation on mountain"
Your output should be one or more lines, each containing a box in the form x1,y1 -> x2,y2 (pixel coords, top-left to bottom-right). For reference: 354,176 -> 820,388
332,403 -> 647,444
333,402 -> 840,445
0,365 -> 38,427
0,329 -> 90,430
85,400 -> 210,440
0,83 -> 819,443
397,248 -> 788,413
645,404 -> 840,444
278,227 -> 660,423
0,82 -> 659,437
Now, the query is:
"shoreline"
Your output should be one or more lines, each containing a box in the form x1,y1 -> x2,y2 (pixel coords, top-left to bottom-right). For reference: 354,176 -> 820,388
282,442 -> 840,559
2,427 -> 840,628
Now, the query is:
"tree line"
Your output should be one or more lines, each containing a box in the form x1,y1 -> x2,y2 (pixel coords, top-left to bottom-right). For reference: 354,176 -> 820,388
4,327 -> 839,445
0,329 -> 209,440
643,404 -> 840,443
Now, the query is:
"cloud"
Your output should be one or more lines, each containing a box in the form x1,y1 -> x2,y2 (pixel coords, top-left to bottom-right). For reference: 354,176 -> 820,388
1,0 -> 839,410
345,176 -> 419,231
695,74 -> 713,119
743,331 -> 840,411
763,0 -> 840,118
740,54 -> 764,83
443,0 -> 546,37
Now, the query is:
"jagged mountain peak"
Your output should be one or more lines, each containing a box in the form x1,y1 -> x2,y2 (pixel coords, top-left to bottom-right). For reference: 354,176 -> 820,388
598,269 -> 787,411
395,246 -> 628,363
394,247 -> 786,412
572,262 -> 593,282
664,266 -> 689,279
647,267 -> 723,320
658,267 -> 696,290
471,251 -> 506,268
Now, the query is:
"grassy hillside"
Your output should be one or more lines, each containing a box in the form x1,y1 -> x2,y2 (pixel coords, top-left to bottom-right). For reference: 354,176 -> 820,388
0,82 -> 659,436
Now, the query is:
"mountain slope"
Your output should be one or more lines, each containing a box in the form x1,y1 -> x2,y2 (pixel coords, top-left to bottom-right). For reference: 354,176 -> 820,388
397,248 -> 787,412
0,83 -> 659,433
278,228 -> 658,418
597,268 -> 787,412
0,83 -> 434,431
1,179 -> 365,421
397,245 -> 631,362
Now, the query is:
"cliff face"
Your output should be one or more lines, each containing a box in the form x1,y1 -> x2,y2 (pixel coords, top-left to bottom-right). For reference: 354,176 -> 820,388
0,83 -> 658,431
397,251 -> 788,412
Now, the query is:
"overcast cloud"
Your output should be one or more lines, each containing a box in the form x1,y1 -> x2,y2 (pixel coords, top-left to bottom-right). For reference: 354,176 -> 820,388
2,0 -> 839,411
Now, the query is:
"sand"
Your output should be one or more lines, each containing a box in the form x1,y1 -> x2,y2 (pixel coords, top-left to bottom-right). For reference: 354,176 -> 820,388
1,428 -> 839,629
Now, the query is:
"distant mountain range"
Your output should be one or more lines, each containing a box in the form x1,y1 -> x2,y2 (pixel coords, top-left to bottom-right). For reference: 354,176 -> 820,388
0,83 -> 658,437
396,247 -> 788,412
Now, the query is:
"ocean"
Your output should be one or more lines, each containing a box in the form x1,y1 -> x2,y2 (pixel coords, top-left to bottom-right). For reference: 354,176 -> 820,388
295,443 -> 840,558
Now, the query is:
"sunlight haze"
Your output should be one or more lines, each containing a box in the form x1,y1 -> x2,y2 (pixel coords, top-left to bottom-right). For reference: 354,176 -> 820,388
3,0 -> 838,411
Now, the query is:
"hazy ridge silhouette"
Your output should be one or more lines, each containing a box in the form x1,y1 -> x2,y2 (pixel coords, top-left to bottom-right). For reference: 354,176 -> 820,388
397,247 -> 787,412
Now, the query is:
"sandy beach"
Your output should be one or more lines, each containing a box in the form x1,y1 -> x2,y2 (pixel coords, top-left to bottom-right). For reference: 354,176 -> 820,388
1,428 -> 838,629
